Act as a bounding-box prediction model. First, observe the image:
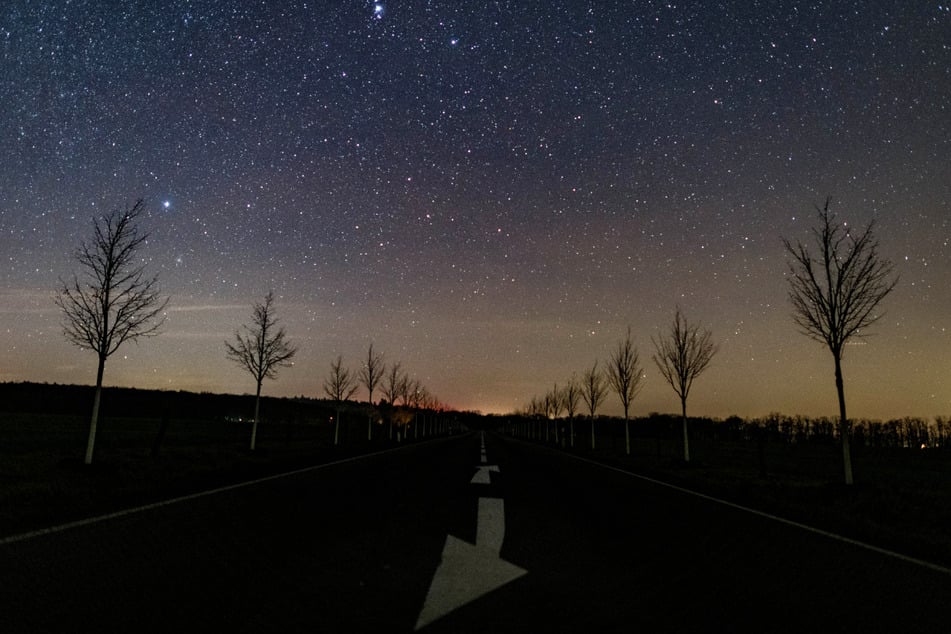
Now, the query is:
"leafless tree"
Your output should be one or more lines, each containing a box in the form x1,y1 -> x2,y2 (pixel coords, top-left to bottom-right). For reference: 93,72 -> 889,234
226,291 -> 297,451
380,361 -> 404,405
548,384 -> 565,444
783,198 -> 897,485
581,361 -> 607,450
56,200 -> 168,464
607,326 -> 644,455
324,355 -> 360,446
358,343 -> 385,440
380,362 -> 407,440
652,308 -> 717,463
562,374 -> 582,448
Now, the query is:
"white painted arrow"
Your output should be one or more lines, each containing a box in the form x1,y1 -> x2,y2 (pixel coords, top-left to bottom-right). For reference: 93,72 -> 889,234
414,498 -> 527,630
470,465 -> 499,484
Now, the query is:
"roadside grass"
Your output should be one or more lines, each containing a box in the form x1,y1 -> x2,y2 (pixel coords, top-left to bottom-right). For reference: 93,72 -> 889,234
0,412 -> 395,538
547,427 -> 951,569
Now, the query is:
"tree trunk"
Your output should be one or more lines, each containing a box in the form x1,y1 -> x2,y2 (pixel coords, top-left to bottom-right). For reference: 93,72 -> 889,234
570,418 -> 575,448
251,382 -> 262,451
681,398 -> 690,463
367,414 -> 373,441
590,418 -> 596,450
84,355 -> 106,465
334,405 -> 341,446
834,355 -> 854,485
624,412 -> 631,455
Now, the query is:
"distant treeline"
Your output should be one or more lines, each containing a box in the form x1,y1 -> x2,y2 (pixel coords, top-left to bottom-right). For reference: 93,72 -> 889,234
0,382 -> 484,431
495,411 -> 951,450
0,382 -> 343,424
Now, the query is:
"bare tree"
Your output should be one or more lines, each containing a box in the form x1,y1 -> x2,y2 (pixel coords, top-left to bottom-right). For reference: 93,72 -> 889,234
226,291 -> 297,451
652,308 -> 717,463
783,199 -> 897,485
548,384 -> 565,444
324,355 -> 360,446
358,343 -> 385,440
380,361 -> 404,405
581,361 -> 607,450
607,326 -> 644,455
562,375 -> 582,448
380,362 -> 407,440
56,200 -> 168,464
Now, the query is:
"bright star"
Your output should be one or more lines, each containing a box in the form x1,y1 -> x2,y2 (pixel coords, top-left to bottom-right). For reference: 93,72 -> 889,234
373,3 -> 384,19
162,200 -> 171,209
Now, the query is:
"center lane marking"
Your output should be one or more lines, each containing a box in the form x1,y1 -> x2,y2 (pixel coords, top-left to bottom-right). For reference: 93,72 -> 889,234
414,433 -> 528,630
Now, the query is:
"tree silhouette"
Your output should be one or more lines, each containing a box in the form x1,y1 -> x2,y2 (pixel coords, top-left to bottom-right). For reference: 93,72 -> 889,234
547,384 -> 565,444
324,355 -> 359,446
652,308 -> 717,463
358,343 -> 385,440
225,291 -> 297,451
380,362 -> 407,440
56,200 -> 168,464
380,362 -> 404,405
606,326 -> 644,455
783,198 -> 897,485
581,361 -> 607,450
562,374 -> 582,448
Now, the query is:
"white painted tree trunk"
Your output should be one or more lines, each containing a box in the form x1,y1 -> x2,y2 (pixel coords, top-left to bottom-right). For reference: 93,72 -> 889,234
250,383 -> 262,451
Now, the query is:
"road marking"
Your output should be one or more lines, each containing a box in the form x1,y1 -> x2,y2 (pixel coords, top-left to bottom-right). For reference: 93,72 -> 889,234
470,464 -> 499,484
415,434 -> 528,630
0,439 -> 459,547
566,452 -> 951,577
476,497 -> 505,554
414,498 -> 526,630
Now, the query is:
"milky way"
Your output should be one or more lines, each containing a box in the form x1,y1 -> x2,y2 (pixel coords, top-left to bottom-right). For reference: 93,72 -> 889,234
1,1 -> 949,418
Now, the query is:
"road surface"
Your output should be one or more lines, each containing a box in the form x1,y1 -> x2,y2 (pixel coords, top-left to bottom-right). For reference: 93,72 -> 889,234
1,432 -> 948,632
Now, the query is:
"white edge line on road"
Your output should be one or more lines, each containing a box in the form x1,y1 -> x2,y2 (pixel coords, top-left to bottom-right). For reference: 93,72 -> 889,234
567,452 -> 951,577
1,438 -> 458,547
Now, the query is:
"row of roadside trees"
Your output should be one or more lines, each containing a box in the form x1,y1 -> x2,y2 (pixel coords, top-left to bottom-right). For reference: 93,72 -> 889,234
520,199 -> 898,485
521,309 -> 717,463
55,197 -> 898,485
55,200 -> 444,464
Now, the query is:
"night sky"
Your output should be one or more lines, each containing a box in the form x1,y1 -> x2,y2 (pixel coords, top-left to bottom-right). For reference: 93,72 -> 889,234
2,1 -> 949,418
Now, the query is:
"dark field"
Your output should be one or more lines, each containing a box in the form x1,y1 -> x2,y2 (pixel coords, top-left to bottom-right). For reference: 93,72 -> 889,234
0,410 -> 437,538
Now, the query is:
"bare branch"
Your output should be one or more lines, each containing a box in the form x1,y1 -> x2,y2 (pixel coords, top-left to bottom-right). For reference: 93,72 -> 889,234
226,291 -> 298,387
651,308 -> 718,403
580,360 -> 607,419
783,199 -> 898,357
55,199 -> 168,359
606,326 -> 644,420
324,355 -> 360,402
358,343 -> 385,404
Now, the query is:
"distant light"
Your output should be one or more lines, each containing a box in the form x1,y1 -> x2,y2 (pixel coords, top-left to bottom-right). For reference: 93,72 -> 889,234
162,200 -> 171,209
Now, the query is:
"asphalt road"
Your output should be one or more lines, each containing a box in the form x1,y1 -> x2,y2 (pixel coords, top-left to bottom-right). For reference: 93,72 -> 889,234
1,432 -> 948,632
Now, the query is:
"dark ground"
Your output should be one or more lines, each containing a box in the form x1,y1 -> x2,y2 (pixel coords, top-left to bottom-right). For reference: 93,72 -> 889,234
1,432 -> 948,633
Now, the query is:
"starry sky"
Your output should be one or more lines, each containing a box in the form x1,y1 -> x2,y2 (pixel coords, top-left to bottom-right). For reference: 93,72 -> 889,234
1,1 -> 949,418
